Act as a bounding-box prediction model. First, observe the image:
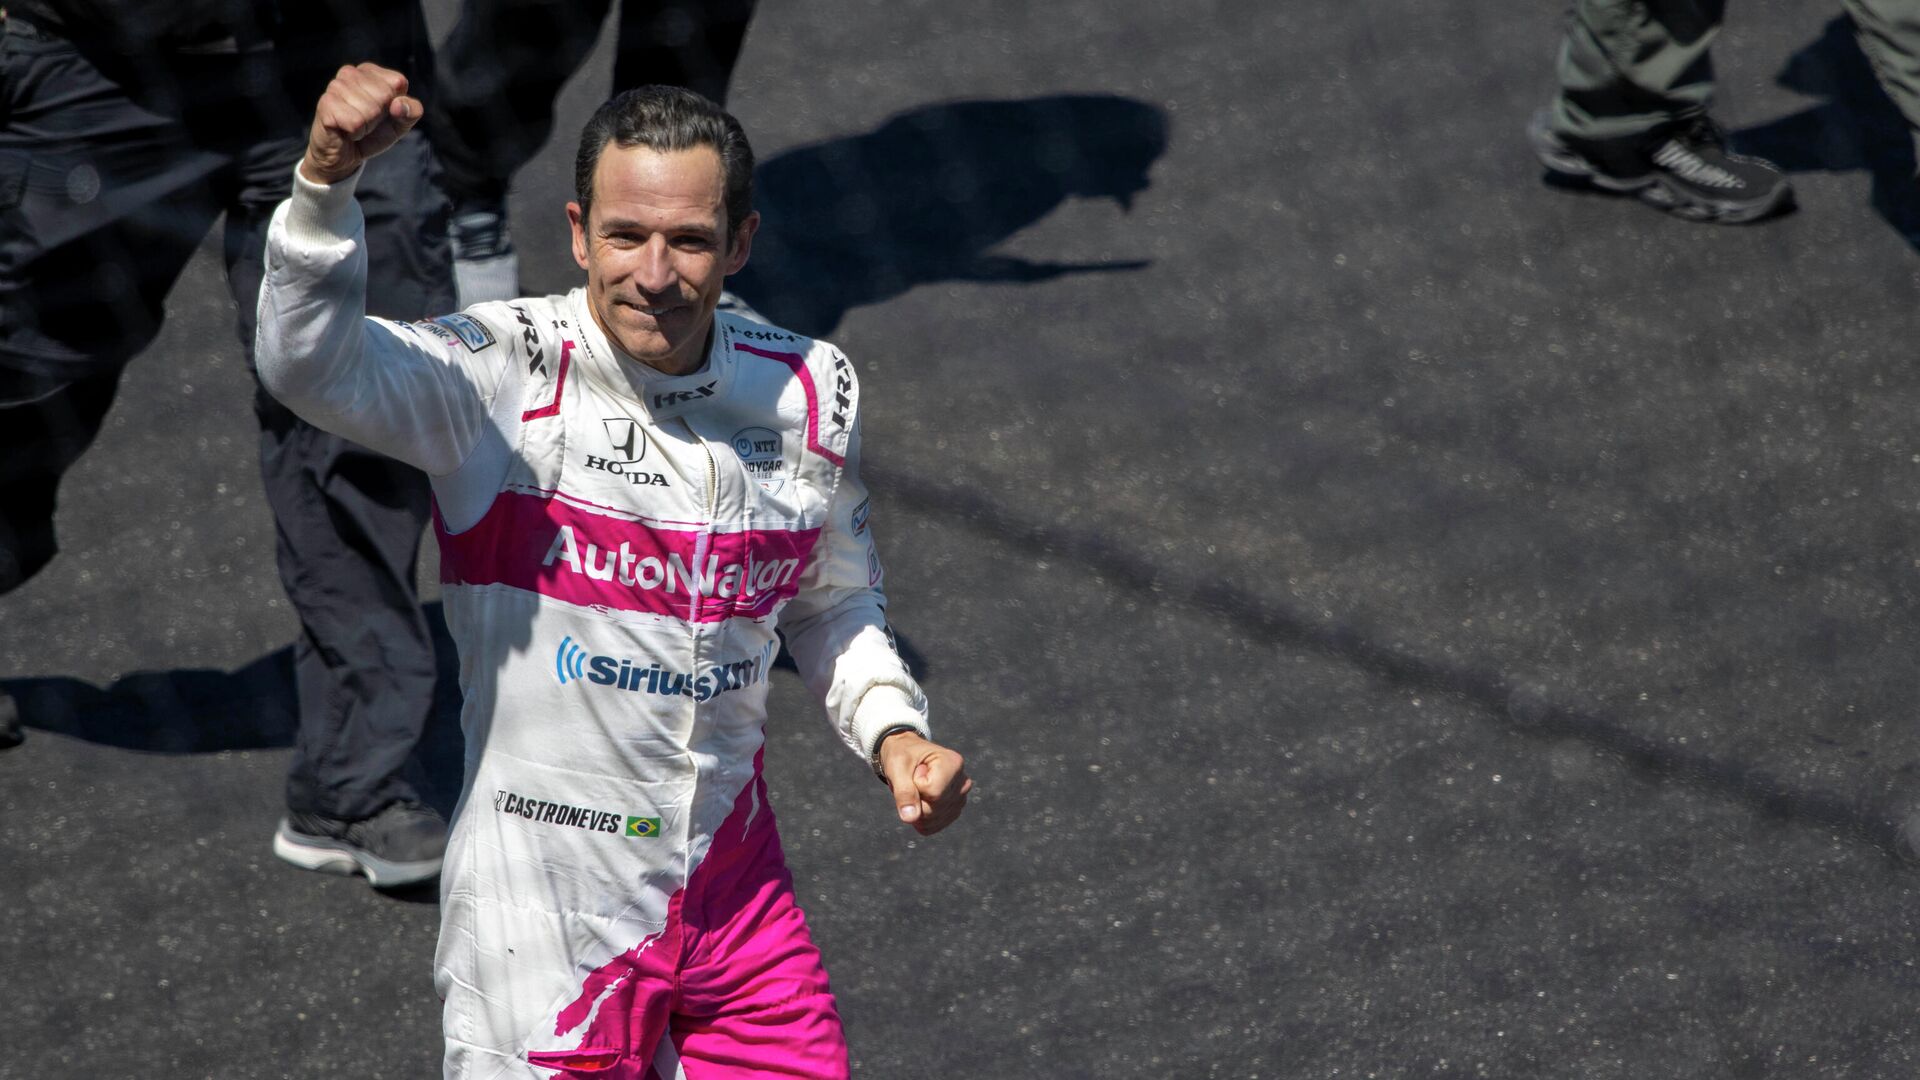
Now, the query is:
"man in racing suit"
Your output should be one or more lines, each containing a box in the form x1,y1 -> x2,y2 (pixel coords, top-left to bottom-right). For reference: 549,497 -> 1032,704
254,64 -> 971,1078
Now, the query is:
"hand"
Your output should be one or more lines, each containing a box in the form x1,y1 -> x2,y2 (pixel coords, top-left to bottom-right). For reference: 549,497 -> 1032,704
878,731 -> 972,836
300,63 -> 421,186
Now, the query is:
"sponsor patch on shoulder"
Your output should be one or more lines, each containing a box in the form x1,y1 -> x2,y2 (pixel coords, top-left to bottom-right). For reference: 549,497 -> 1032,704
412,320 -> 460,346
851,498 -> 871,536
430,313 -> 497,353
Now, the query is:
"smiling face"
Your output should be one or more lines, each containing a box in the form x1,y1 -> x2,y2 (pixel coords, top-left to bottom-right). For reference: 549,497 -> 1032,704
567,143 -> 759,376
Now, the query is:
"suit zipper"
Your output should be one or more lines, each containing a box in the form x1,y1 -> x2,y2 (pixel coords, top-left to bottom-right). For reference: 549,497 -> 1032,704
683,416 -> 719,623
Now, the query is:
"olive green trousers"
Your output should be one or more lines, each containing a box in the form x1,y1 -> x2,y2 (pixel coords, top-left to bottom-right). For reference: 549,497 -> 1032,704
1550,0 -> 1920,153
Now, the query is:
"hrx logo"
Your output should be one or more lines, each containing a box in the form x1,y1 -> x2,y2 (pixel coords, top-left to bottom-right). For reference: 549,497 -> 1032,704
513,305 -> 545,375
829,355 -> 852,430
652,382 -> 716,410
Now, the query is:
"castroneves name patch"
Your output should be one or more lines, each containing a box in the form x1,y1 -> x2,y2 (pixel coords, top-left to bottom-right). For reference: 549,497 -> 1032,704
492,790 -> 659,838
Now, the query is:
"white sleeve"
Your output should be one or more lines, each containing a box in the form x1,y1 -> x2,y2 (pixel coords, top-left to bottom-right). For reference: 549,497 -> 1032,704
254,167 -> 509,478
779,362 -> 932,764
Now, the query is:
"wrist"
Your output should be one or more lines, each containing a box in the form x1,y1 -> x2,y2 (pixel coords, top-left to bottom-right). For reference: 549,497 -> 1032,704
869,724 -> 923,782
298,154 -> 354,187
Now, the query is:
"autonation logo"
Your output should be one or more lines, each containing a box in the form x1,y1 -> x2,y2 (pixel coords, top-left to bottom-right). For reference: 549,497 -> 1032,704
554,636 -> 771,703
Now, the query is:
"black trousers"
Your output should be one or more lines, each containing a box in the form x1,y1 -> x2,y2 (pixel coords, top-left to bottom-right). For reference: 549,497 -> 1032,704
428,0 -> 757,206
0,17 -> 454,819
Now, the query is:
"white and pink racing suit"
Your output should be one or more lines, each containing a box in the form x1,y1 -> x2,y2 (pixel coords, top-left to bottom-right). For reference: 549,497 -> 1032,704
255,169 -> 932,1079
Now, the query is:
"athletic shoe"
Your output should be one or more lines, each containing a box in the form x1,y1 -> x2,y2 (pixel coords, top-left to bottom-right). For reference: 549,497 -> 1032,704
449,197 -> 521,308
0,690 -> 21,750
1529,110 -> 1793,224
273,800 -> 446,888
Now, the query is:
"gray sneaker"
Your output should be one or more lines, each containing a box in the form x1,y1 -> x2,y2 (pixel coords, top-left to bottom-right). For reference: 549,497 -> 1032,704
273,800 -> 446,888
1529,109 -> 1793,225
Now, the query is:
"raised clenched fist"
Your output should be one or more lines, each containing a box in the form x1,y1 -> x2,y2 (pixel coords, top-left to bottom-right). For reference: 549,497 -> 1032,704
300,63 -> 422,186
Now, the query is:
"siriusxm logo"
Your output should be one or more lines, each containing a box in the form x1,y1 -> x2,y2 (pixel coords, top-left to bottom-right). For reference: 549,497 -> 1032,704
554,636 -> 771,703
555,637 -> 591,684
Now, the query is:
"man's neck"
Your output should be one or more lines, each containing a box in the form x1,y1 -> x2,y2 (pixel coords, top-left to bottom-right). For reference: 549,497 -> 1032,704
641,324 -> 716,378
588,304 -> 715,378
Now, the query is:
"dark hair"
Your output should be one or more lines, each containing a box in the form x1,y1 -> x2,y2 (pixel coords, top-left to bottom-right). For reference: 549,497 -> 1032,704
574,86 -> 756,237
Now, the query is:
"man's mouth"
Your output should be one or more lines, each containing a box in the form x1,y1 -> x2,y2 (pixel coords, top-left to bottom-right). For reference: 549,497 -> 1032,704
619,298 -> 680,318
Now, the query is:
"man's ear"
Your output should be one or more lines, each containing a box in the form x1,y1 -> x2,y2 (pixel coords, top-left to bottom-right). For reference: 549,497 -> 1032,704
567,202 -> 590,270
723,211 -> 760,275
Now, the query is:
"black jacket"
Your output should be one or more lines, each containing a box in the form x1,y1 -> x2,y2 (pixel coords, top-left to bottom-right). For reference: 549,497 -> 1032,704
8,0 -> 268,50
6,0 -> 433,107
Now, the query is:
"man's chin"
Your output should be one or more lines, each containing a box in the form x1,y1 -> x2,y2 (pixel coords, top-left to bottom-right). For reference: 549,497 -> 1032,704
612,328 -> 698,375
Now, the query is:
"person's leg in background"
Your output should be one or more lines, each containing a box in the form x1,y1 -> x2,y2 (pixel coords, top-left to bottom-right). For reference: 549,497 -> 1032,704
225,128 -> 454,889
1551,0 -> 1725,144
1841,0 -> 1920,237
610,0 -> 767,323
1529,0 -> 1792,223
427,0 -> 613,307
609,0 -> 758,107
0,371 -> 122,748
0,14 -> 232,749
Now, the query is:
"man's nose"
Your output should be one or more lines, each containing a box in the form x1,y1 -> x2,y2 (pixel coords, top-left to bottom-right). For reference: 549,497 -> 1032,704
634,237 -> 677,294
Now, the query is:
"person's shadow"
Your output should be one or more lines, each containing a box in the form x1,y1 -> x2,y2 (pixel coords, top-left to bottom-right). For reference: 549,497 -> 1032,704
0,604 -> 930,817
1,604 -> 470,817
1736,16 -> 1920,250
731,94 -> 1170,337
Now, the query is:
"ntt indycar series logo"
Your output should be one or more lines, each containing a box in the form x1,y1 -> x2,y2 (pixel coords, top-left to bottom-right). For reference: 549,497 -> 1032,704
555,636 -> 773,703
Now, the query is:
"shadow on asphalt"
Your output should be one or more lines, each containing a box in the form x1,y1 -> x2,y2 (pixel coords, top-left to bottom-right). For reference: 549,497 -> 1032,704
0,603 -> 932,817
864,461 -> 1920,863
731,93 -> 1169,337
1,602 -> 469,816
1736,16 -> 1920,252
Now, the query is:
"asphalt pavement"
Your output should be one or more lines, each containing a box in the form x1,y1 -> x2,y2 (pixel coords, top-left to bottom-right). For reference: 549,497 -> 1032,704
9,0 -> 1920,1077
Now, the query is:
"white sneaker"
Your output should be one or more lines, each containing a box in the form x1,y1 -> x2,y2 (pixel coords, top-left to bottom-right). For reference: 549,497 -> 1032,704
453,251 -> 521,308
449,201 -> 521,307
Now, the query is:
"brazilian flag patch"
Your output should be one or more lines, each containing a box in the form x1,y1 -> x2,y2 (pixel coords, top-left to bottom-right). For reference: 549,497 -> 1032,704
625,816 -> 662,839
